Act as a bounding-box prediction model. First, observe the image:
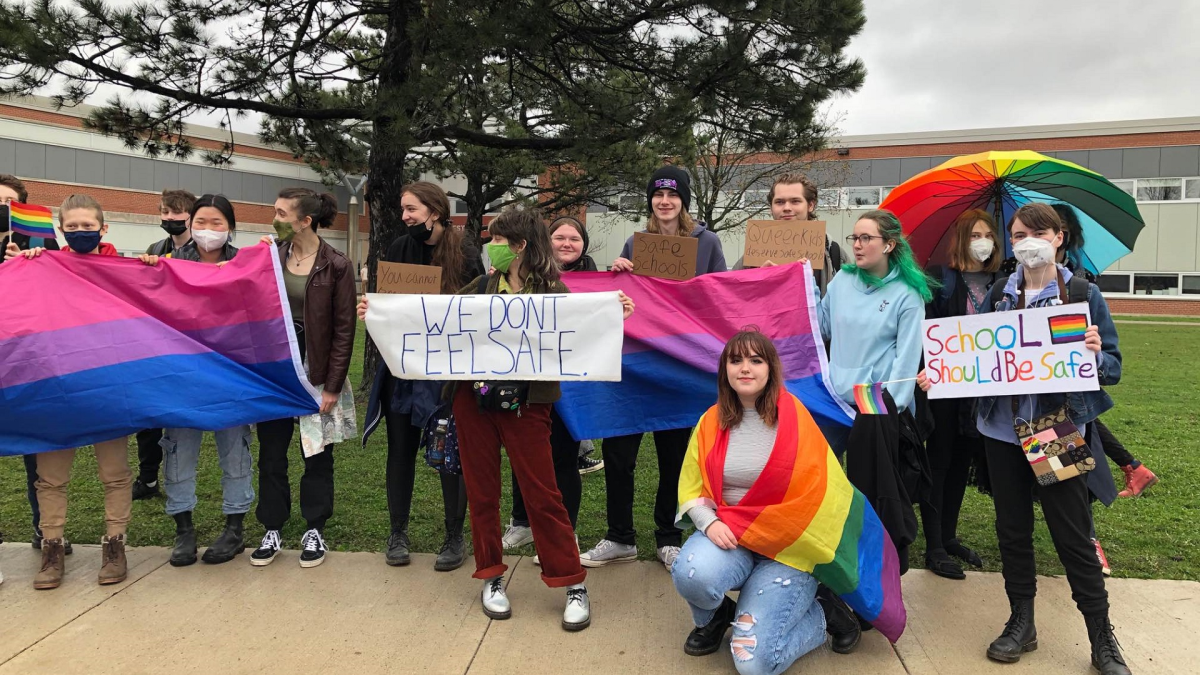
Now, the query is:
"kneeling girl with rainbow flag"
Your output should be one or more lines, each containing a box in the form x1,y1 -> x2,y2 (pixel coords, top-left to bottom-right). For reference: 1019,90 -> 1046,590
672,329 -> 905,674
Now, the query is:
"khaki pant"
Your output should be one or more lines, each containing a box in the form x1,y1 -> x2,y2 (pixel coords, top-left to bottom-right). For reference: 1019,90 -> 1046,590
36,437 -> 133,540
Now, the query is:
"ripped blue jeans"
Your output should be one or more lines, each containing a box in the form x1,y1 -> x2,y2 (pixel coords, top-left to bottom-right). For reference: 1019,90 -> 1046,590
672,531 -> 826,675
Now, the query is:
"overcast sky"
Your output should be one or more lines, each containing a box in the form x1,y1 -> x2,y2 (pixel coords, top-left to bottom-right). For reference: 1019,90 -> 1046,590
832,0 -> 1200,136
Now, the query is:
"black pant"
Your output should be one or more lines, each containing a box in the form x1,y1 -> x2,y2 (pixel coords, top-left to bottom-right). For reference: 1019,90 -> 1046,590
920,398 -> 977,552
385,409 -> 467,535
24,454 -> 39,534
135,428 -> 164,483
601,427 -> 691,548
984,436 -> 1108,616
511,409 -> 582,528
1095,419 -> 1135,468
255,417 -> 335,532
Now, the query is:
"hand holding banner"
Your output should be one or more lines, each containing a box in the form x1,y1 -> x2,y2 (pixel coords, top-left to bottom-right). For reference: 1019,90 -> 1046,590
922,303 -> 1099,399
364,291 -> 623,381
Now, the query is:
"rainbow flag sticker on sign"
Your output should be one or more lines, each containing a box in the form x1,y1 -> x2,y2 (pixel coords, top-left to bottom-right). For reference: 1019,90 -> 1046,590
1047,313 -> 1088,345
10,203 -> 55,238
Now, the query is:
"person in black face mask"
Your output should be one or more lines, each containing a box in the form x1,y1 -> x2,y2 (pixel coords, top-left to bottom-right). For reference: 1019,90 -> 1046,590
132,189 -> 198,501
362,181 -> 484,572
146,189 -> 196,257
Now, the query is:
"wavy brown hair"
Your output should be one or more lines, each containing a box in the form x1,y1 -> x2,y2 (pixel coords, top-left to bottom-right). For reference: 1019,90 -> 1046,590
947,208 -> 1000,273
717,329 -> 784,430
488,207 -> 560,291
767,173 -> 818,219
403,181 -> 464,294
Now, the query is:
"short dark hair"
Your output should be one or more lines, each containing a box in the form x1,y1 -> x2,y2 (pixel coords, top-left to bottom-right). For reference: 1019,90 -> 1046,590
160,189 -> 197,214
278,187 -> 338,228
1009,203 -> 1063,234
0,174 -> 29,202
191,194 -> 238,230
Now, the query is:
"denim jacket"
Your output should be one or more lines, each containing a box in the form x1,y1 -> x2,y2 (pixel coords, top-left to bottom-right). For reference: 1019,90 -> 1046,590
975,265 -> 1122,439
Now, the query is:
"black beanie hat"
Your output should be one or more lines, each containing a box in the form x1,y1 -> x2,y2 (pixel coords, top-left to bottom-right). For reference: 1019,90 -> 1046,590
646,166 -> 691,214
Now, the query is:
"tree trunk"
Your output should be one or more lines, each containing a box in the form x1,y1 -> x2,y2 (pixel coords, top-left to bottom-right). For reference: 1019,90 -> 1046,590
359,0 -> 418,395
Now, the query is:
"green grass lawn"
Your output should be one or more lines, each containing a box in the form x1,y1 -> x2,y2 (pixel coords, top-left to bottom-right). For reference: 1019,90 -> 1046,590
1114,314 -> 1200,323
2,322 -> 1196,581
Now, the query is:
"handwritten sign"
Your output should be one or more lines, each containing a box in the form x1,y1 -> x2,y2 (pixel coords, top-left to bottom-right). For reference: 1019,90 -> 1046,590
742,220 -> 826,269
631,231 -> 697,280
376,261 -> 443,295
922,303 -> 1098,399
364,291 -> 623,381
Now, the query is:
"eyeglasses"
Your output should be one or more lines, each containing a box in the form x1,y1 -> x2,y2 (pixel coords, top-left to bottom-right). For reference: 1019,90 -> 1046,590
845,234 -> 886,247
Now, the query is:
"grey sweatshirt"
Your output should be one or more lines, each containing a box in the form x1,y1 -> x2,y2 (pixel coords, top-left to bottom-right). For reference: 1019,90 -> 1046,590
687,409 -> 778,532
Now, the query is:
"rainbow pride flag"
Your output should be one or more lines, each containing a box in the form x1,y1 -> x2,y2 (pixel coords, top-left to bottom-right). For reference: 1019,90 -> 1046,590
0,244 -> 320,455
557,262 -> 854,440
1048,313 -> 1088,345
9,202 -> 55,238
853,382 -> 888,415
678,392 -> 906,641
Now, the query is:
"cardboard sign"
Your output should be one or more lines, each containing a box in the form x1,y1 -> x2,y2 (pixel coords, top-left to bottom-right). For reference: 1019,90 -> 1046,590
922,303 -> 1099,399
742,220 -> 827,268
364,291 -> 624,381
631,231 -> 698,280
376,261 -> 442,295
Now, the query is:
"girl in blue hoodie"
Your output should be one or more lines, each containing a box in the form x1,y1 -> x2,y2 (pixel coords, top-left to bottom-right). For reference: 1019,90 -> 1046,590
812,209 -> 934,569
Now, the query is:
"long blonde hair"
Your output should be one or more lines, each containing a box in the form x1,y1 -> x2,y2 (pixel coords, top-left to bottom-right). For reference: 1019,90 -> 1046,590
647,210 -> 696,237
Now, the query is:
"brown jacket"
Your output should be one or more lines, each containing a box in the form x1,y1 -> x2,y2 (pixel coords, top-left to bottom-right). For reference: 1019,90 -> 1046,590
455,272 -> 570,405
279,238 -> 357,394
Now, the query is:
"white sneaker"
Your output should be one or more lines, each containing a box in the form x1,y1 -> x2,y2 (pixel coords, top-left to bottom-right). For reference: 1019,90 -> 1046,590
481,576 -> 512,620
502,521 -> 534,549
299,529 -> 327,568
657,545 -> 681,572
562,585 -> 591,631
580,539 -> 637,568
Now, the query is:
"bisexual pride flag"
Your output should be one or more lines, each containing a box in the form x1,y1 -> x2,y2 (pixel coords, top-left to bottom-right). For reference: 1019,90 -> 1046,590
557,262 -> 854,440
0,244 -> 320,455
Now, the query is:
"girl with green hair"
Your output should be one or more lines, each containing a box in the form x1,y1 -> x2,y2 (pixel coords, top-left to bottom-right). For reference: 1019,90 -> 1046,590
812,208 -> 934,570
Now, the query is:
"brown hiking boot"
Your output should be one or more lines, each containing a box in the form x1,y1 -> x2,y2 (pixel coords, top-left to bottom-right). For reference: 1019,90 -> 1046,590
99,534 -> 128,585
33,538 -> 66,590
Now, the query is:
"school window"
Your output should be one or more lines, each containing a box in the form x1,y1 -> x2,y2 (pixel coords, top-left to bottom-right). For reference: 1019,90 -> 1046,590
1135,178 -> 1182,202
847,187 -> 881,208
1097,273 -> 1132,294
739,190 -> 769,210
454,200 -> 468,215
618,195 -> 642,211
1185,178 -> 1200,200
1183,275 -> 1200,295
881,186 -> 896,202
1132,273 -> 1180,295
818,188 -> 843,209
1111,179 -> 1135,197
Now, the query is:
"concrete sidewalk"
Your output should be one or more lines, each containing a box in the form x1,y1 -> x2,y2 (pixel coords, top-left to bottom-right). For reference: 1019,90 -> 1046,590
0,542 -> 1195,674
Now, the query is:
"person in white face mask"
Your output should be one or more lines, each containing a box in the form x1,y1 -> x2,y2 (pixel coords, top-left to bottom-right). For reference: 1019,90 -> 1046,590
918,203 -> 1130,675
921,209 -> 1004,580
139,194 -> 254,567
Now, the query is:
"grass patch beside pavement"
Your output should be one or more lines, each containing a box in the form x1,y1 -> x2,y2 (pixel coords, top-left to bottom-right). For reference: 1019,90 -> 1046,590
1,322 -> 1195,581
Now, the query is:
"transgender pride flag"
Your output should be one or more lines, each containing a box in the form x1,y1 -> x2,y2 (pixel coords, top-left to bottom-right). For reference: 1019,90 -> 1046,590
0,244 -> 320,455
557,262 -> 854,440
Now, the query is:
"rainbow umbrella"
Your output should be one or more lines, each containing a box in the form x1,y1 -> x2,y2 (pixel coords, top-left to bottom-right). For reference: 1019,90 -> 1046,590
880,150 -> 1144,274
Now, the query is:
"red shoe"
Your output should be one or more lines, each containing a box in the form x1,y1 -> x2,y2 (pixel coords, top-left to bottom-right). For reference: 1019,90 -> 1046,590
1093,539 -> 1111,577
1118,464 -> 1158,498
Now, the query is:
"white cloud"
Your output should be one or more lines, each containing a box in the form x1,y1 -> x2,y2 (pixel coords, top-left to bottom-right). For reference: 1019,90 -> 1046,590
831,0 -> 1200,134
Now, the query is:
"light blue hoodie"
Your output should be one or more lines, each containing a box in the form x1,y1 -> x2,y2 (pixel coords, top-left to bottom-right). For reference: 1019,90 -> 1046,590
814,267 -> 925,412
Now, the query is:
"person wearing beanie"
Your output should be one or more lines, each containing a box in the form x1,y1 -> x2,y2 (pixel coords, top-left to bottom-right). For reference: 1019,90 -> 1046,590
583,166 -> 727,573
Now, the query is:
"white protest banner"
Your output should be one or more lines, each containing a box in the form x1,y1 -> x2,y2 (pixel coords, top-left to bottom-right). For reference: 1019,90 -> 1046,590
364,291 -> 623,381
922,302 -> 1099,399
